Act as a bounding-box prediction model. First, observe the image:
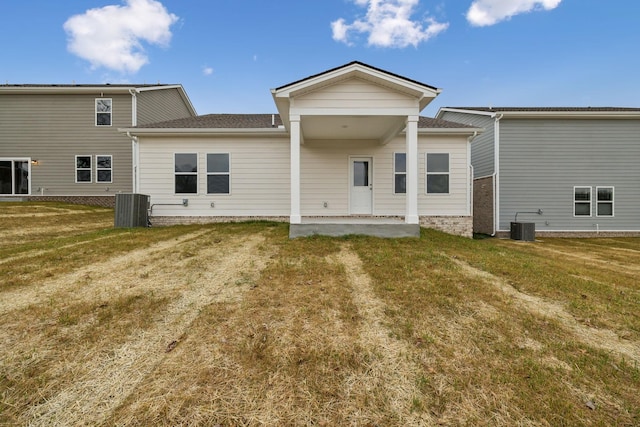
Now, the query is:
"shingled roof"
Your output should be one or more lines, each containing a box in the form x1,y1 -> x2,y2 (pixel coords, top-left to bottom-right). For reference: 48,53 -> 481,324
137,114 -> 475,130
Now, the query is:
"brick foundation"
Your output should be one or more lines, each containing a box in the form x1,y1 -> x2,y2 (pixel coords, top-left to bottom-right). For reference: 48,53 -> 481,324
419,216 -> 473,238
149,216 -> 289,226
24,195 -> 116,208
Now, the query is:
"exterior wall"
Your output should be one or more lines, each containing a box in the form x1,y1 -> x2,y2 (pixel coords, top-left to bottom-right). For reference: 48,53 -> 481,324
0,92 -> 134,196
498,118 -> 640,233
440,111 -> 495,178
26,195 -> 115,208
299,134 -> 471,217
136,88 -> 194,125
138,136 -> 291,217
473,175 -> 494,234
293,77 -> 417,111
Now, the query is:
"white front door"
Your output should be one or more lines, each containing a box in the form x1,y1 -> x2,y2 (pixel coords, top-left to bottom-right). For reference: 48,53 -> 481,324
350,157 -> 372,214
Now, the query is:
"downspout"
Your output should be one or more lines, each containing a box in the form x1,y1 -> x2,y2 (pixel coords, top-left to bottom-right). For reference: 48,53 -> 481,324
492,114 -> 504,236
467,131 -> 478,218
129,89 -> 139,193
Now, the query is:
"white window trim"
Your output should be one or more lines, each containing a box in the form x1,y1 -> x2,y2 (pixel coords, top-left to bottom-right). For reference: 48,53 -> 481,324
75,155 -> 92,184
393,152 -> 406,195
596,186 -> 614,217
96,155 -> 113,184
174,152 -> 198,195
206,152 -> 231,195
0,158 -> 31,195
425,152 -> 450,195
95,98 -> 113,127
573,186 -> 592,217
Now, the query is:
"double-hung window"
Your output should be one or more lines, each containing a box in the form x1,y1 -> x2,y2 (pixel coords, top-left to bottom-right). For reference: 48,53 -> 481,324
175,153 -> 198,194
95,98 -> 112,126
207,153 -> 230,194
573,186 -> 591,216
96,155 -> 112,183
426,153 -> 449,194
76,155 -> 92,183
394,152 -> 406,194
596,187 -> 614,217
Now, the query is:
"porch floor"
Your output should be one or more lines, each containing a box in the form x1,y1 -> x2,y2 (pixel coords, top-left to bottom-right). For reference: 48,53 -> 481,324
289,217 -> 420,238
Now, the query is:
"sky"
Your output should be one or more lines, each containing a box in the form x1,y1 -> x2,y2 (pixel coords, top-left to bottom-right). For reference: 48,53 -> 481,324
1,0 -> 639,117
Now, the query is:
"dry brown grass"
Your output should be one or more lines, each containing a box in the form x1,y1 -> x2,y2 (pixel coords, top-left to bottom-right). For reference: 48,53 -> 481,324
1,203 -> 639,426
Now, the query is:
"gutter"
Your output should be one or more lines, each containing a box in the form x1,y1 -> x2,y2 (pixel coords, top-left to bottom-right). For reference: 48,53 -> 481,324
492,114 -> 503,236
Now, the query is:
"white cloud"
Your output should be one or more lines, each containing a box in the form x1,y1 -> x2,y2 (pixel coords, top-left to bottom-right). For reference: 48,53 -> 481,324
331,0 -> 449,48
202,66 -> 214,76
64,0 -> 179,73
466,0 -> 562,27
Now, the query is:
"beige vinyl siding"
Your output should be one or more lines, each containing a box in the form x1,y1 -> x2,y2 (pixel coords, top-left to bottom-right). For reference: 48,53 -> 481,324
299,135 -> 470,216
136,88 -> 194,125
0,93 -> 133,195
293,78 -> 418,111
138,137 -> 290,216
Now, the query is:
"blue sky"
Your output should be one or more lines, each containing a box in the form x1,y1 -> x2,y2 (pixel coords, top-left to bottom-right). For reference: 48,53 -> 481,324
1,0 -> 639,117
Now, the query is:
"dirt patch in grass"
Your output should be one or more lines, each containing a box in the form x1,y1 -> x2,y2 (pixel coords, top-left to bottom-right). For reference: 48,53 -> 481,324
449,256 -> 640,365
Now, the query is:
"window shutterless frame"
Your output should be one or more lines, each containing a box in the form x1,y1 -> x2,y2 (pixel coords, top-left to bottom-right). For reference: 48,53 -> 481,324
95,98 -> 112,126
96,155 -> 113,183
206,153 -> 231,194
174,153 -> 198,194
393,152 -> 406,194
573,186 -> 592,217
596,186 -> 614,217
425,152 -> 450,194
75,155 -> 92,183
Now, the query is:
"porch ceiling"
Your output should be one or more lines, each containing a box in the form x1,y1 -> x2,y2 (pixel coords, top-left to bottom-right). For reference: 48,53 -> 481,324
300,115 -> 405,142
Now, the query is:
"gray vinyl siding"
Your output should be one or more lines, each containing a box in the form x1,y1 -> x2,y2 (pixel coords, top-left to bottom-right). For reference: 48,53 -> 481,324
498,119 -> 640,232
136,88 -> 194,125
0,93 -> 134,195
439,111 -> 495,178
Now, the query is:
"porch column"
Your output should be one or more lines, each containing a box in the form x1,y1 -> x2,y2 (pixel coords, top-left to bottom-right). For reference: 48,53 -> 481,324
405,115 -> 419,224
290,115 -> 301,224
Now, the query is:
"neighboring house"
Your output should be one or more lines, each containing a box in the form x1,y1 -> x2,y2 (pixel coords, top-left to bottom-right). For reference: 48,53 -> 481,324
437,107 -> 640,236
0,84 -> 196,206
122,62 -> 481,238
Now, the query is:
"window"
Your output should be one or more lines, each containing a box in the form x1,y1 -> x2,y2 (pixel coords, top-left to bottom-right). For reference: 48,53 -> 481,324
96,155 -> 112,183
394,152 -> 406,194
0,159 -> 29,195
596,187 -> 614,217
574,186 -> 592,216
175,153 -> 197,194
207,153 -> 230,194
95,98 -> 112,126
76,155 -> 92,183
426,153 -> 449,194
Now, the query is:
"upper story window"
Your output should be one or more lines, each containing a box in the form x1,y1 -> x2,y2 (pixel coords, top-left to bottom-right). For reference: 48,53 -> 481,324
95,98 -> 112,126
394,152 -> 406,194
426,153 -> 449,194
596,187 -> 614,217
175,153 -> 198,194
207,153 -> 230,194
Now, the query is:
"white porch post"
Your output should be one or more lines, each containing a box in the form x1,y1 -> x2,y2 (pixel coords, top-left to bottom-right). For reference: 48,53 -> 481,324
290,115 -> 302,224
405,115 -> 419,224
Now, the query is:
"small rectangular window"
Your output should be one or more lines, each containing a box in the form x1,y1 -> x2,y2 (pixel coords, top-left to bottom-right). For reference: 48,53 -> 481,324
175,153 -> 197,194
76,155 -> 92,183
96,155 -> 112,183
394,152 -> 406,194
596,187 -> 614,217
426,153 -> 449,194
573,186 -> 592,216
95,98 -> 112,126
207,153 -> 230,194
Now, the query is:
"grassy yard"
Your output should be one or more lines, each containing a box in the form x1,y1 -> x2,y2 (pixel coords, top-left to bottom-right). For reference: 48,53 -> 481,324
1,202 -> 638,426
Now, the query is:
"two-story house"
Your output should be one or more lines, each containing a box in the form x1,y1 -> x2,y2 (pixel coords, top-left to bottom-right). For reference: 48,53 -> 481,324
0,84 -> 196,206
